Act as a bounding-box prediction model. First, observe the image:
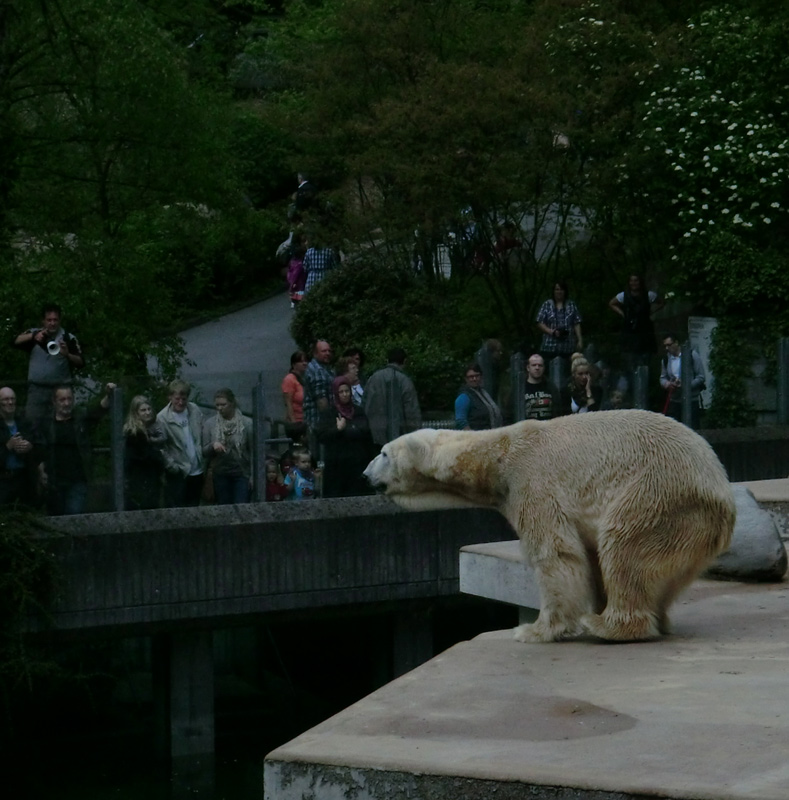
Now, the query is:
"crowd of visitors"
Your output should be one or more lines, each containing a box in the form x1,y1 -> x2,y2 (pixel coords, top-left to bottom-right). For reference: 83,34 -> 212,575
2,269 -> 703,515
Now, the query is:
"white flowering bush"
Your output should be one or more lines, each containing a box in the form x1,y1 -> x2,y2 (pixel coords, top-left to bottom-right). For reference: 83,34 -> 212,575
627,7 -> 789,309
620,7 -> 789,425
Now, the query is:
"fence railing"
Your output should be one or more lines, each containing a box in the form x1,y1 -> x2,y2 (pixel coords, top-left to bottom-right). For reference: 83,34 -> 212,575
5,336 -> 789,516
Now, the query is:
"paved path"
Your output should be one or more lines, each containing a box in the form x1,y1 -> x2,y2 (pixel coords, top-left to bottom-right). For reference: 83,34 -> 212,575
149,292 -> 297,415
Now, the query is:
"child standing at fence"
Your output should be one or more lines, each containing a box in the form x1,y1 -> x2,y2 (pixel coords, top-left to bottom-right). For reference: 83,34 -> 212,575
284,448 -> 317,500
265,457 -> 287,502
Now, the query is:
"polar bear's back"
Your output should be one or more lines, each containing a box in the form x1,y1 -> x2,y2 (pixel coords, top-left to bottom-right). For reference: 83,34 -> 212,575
499,409 -> 735,571
505,409 -> 732,505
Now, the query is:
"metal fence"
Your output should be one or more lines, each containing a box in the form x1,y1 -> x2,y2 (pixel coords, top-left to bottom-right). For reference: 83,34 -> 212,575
6,336 -> 789,516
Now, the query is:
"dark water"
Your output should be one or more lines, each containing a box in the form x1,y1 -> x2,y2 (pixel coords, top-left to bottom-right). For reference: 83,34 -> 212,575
8,600 -> 517,799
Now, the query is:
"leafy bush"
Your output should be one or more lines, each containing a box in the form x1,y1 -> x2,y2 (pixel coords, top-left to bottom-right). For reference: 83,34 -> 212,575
290,256 -> 447,352
0,512 -> 57,692
291,255 -> 487,411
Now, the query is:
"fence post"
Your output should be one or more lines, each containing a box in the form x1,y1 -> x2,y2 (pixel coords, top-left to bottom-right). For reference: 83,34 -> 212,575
110,386 -> 125,512
548,356 -> 566,394
475,343 -> 494,397
778,338 -> 789,425
510,352 -> 525,422
251,378 -> 269,502
385,373 -> 398,444
681,340 -> 694,428
632,366 -> 649,410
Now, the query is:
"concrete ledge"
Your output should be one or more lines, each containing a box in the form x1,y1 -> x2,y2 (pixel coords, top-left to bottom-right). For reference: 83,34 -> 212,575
27,499 -> 519,634
264,580 -> 789,800
736,478 -> 789,503
40,495 -> 412,535
459,541 -> 540,610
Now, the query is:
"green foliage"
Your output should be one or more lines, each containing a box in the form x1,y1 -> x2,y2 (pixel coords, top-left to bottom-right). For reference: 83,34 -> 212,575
290,256 -> 443,353
705,319 -> 758,428
0,0 -> 286,382
0,511 -> 58,692
290,255 -> 494,410
609,5 -> 789,425
6,0 -> 236,236
262,0 -> 696,347
629,7 -> 789,262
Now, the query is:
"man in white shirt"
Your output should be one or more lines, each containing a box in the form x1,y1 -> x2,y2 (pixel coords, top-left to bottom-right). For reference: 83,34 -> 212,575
659,333 -> 706,429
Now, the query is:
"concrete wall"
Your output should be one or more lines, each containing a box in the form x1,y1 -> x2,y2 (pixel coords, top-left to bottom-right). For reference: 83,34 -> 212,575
30,497 -> 518,635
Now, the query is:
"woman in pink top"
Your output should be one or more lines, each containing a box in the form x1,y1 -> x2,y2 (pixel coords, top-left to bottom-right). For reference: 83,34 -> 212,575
282,350 -> 308,442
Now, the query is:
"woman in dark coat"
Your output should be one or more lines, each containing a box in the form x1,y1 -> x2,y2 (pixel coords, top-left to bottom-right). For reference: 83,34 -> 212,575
316,376 -> 373,498
123,395 -> 166,510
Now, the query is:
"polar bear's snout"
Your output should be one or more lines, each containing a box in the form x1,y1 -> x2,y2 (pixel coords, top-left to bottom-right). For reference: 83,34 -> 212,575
363,452 -> 389,488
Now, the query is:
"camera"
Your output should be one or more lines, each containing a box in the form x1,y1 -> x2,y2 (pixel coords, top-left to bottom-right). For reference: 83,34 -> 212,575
46,339 -> 61,356
555,328 -> 569,340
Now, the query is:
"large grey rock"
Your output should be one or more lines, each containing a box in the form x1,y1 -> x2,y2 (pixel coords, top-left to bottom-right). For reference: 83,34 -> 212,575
707,485 -> 788,581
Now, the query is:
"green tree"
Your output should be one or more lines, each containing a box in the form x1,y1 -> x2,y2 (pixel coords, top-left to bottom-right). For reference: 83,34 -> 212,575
0,0 -> 277,381
621,5 -> 789,424
261,0 -> 693,344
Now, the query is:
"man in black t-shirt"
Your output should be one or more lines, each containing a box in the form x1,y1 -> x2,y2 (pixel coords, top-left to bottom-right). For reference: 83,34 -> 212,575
523,354 -> 560,420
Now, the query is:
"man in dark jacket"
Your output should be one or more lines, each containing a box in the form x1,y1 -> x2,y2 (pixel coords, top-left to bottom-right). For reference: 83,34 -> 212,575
0,386 -> 38,507
35,383 -> 115,515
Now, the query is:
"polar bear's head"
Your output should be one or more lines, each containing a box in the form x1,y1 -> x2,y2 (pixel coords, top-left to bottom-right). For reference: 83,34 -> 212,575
363,428 -> 503,511
364,429 -> 439,494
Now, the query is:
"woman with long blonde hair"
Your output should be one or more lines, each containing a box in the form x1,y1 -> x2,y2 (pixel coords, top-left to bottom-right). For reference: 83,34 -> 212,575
124,395 -> 166,510
561,356 -> 602,415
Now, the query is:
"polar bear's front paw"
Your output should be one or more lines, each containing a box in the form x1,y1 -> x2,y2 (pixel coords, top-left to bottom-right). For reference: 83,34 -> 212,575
513,621 -> 576,643
580,612 -> 660,642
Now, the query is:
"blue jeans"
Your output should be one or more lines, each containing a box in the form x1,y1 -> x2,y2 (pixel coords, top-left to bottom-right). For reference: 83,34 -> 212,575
48,482 -> 88,516
213,473 -> 250,505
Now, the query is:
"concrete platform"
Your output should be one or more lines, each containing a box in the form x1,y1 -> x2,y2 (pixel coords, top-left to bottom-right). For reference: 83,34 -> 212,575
264,578 -> 789,800
459,539 -> 538,613
736,478 -> 789,503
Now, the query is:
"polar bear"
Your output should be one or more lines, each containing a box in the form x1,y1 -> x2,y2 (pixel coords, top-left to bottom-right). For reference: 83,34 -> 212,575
363,410 -> 736,643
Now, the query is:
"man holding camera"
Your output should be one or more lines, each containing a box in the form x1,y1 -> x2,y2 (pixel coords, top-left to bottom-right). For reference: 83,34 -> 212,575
535,281 -> 583,362
14,303 -> 84,424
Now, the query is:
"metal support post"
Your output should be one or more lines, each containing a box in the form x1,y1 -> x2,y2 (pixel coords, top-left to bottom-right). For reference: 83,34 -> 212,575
252,378 -> 270,502
548,356 -> 566,393
475,343 -> 494,396
778,338 -> 789,425
511,352 -> 525,422
681,340 -> 694,428
632,365 -> 649,410
110,386 -> 125,512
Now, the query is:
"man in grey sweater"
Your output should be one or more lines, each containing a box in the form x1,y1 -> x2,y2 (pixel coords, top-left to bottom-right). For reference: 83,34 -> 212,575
14,303 -> 84,424
363,348 -> 422,452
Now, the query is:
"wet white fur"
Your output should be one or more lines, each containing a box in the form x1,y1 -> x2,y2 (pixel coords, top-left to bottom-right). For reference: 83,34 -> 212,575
364,411 -> 736,643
